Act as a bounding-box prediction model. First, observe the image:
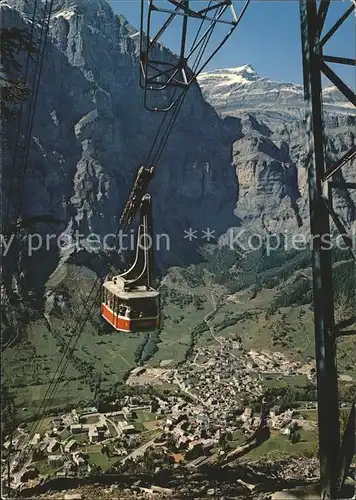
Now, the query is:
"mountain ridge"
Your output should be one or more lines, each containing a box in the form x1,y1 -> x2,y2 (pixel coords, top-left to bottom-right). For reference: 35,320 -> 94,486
1,0 -> 239,275
198,64 -> 354,125
1,0 -> 354,301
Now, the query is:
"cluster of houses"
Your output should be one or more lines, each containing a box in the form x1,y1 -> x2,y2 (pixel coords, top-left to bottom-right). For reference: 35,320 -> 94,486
2,403 -> 147,491
156,338 -> 317,415
160,344 -> 265,416
3,339 -> 319,493
246,350 -> 316,381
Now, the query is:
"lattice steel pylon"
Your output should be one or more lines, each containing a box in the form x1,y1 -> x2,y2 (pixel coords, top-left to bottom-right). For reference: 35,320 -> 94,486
139,0 -> 249,111
299,0 -> 355,498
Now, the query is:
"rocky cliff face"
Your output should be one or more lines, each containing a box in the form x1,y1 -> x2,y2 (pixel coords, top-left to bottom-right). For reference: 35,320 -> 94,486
1,0 -> 240,297
229,112 -> 355,236
198,66 -> 355,235
2,1 -> 354,300
230,115 -> 301,224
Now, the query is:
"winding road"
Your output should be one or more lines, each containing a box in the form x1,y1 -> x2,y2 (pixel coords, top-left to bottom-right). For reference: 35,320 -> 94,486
204,291 -> 223,354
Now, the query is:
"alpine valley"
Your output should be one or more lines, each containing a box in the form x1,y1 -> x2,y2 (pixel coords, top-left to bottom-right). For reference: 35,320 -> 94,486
1,1 -> 355,496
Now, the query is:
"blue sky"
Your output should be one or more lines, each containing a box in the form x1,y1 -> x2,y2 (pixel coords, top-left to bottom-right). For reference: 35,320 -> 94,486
110,1 -> 354,86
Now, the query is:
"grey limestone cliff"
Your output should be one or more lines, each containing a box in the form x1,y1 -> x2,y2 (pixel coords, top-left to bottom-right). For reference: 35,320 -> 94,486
1,0 -> 355,303
1,0 -> 239,298
229,113 -> 355,236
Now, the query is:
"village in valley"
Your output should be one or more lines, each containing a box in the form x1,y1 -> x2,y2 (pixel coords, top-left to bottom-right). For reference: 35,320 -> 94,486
2,335 -> 321,495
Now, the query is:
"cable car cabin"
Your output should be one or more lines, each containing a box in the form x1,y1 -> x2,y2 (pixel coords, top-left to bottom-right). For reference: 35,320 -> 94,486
101,281 -> 160,333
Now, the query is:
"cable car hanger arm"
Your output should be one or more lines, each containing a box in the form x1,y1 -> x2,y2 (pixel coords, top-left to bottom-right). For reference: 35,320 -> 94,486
119,165 -> 155,228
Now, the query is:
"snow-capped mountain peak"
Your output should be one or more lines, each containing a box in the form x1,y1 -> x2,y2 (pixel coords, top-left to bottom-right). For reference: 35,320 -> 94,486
198,64 -> 260,87
197,64 -> 354,125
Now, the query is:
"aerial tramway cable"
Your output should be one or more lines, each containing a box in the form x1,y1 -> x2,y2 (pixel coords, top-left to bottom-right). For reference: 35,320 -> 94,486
145,1 -> 218,166
2,7 -> 53,352
13,0 -> 55,228
2,0 -> 39,234
140,0 -> 250,111
2,0 -> 55,361
3,0 -> 54,236
22,85 -> 186,451
3,1 -> 55,485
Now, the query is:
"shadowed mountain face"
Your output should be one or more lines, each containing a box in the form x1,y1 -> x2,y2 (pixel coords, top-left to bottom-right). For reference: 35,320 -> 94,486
1,0 -> 239,292
1,0 -> 355,297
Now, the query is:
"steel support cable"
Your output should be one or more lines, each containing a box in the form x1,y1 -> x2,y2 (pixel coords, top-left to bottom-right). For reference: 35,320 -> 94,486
36,293 -> 99,411
147,0 -> 250,162
12,1 -> 182,461
12,0 -> 55,231
148,2 -> 219,165
151,5 -> 219,165
25,93 -> 190,445
142,0 -> 249,111
190,0 -> 250,82
3,0 -> 49,235
3,0 -> 39,234
12,3 -> 232,425
22,221 -> 126,449
23,273 -> 104,450
25,205 -> 151,441
191,0 -> 213,49
22,0 -> 250,447
144,100 -> 176,165
191,4 -> 218,72
24,115 -> 183,458
6,0 -> 39,154
23,116 -> 178,443
23,223 -> 130,438
184,2 -> 229,63
3,5 -> 54,469
1,1 -> 54,360
152,94 -> 186,164
2,365 -> 17,491
143,0 -> 220,161
146,2 -> 227,93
